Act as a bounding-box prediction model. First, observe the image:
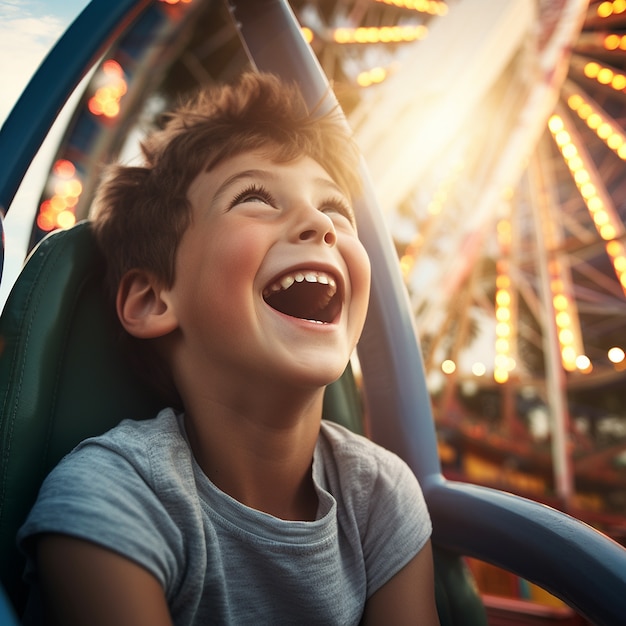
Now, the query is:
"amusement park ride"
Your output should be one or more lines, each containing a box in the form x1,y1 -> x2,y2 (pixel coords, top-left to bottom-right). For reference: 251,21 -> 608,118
2,0 -> 626,624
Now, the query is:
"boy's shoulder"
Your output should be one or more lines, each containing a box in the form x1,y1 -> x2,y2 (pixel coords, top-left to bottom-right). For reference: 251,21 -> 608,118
50,408 -> 189,491
317,419 -> 418,490
319,419 -> 403,462
316,420 -> 430,565
75,407 -> 181,453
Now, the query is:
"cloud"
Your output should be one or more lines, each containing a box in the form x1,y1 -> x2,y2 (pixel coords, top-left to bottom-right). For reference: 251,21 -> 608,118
0,2 -> 68,305
0,4 -> 65,123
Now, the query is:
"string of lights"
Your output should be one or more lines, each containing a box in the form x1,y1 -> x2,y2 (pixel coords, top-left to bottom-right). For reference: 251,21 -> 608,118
548,107 -> 626,296
494,219 -> 515,383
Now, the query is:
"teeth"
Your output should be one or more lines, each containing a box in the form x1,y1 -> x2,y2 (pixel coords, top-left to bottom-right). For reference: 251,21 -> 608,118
280,275 -> 295,290
263,270 -> 338,298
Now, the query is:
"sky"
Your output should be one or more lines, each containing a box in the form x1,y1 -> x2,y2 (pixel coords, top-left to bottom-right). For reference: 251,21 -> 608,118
0,0 -> 90,305
0,0 -> 88,122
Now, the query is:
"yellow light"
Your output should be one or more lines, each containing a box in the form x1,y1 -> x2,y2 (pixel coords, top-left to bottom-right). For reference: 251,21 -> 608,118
88,60 -> 127,119
334,28 -> 350,44
494,354 -> 509,369
548,115 -> 564,133
587,113 -> 602,129
553,294 -> 568,311
399,255 -> 414,276
600,223 -> 617,240
580,182 -> 597,198
67,180 -> 82,197
606,239 -> 623,256
607,134 -> 624,149
333,24 -> 427,44
472,362 -> 486,377
593,210 -> 610,225
495,289 -> 511,306
588,196 -> 603,211
441,359 -> 456,374
584,62 -> 600,78
608,346 -> 625,363
612,75 -> 626,90
301,27 -> 313,43
567,156 -> 583,171
577,103 -> 592,120
562,144 -> 578,159
356,73 -> 372,87
597,122 -> 613,139
605,34 -> 621,50
597,68 -> 614,84
567,94 -> 583,110
562,346 -> 576,361
495,338 -> 509,353
56,210 -> 76,229
370,67 -> 386,83
103,101 -> 120,118
496,322 -> 511,338
53,159 -> 75,178
559,328 -> 574,345
496,275 -> 510,289
613,256 -> 626,271
50,195 -> 66,211
598,2 -> 614,17
556,311 -> 571,327
494,369 -> 509,384
496,308 -> 510,322
576,355 -> 592,371
554,130 -> 571,146
574,169 -> 590,185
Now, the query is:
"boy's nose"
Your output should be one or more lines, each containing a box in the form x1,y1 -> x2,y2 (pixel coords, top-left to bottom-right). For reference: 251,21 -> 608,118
296,209 -> 337,247
299,225 -> 337,246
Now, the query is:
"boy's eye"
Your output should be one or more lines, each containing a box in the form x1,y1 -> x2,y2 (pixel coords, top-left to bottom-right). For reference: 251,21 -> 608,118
321,198 -> 356,227
230,184 -> 275,207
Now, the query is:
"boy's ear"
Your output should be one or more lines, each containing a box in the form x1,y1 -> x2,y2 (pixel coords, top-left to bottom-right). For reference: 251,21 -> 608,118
116,269 -> 178,339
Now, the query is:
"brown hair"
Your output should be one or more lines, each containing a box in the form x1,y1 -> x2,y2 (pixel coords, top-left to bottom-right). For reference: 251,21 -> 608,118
92,72 -> 361,299
91,72 -> 362,407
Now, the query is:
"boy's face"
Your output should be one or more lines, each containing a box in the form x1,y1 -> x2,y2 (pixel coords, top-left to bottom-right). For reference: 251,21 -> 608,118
165,150 -> 371,392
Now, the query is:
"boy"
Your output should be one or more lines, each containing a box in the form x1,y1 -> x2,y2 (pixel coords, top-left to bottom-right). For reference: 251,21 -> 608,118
18,72 -> 439,625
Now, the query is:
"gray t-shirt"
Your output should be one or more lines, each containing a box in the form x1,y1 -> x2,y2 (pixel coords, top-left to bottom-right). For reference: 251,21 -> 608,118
18,409 -> 431,625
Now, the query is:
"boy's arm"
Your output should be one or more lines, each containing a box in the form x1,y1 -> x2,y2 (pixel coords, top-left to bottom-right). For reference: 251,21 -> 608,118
37,534 -> 173,626
361,540 -> 440,625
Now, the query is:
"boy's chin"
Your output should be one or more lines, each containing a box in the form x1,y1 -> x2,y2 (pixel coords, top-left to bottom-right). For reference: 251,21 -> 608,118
297,364 -> 351,391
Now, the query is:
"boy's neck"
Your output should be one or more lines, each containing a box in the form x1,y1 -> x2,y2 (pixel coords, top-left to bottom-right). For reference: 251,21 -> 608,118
182,384 -> 324,522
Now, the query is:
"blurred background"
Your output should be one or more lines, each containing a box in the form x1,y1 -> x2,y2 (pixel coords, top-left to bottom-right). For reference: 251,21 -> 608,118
3,0 -> 626,619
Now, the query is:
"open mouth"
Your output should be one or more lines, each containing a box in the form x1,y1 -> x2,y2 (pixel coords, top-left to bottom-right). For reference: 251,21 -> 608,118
263,270 -> 341,324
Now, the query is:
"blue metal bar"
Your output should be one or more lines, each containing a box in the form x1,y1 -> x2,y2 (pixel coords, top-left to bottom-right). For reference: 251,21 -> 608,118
428,478 -> 626,625
0,0 -> 151,214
